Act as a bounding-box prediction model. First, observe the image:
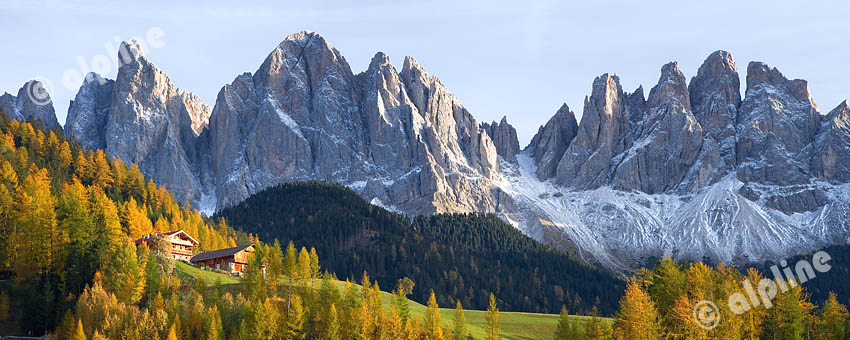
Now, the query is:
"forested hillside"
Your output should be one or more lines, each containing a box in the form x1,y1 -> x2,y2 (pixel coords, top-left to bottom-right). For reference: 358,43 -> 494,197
757,244 -> 850,307
0,110 -> 588,340
214,181 -> 625,315
610,258 -> 850,340
0,110 -> 248,334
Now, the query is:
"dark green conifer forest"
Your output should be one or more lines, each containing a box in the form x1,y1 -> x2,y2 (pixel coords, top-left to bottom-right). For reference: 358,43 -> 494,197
215,181 -> 625,315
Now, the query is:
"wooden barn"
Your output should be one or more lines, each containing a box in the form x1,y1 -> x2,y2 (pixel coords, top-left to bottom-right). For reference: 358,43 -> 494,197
190,244 -> 256,274
134,230 -> 198,262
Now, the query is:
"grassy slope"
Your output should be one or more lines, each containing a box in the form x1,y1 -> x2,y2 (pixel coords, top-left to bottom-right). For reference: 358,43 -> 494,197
176,262 -> 610,340
175,261 -> 241,285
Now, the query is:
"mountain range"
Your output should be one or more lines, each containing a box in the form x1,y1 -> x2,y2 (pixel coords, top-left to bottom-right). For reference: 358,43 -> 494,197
9,31 -> 850,272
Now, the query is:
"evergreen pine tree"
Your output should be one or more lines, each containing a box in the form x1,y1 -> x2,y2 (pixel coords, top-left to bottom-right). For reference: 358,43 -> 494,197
424,290 -> 443,340
70,319 -> 87,340
309,247 -> 320,291
394,278 -> 414,323
612,282 -> 661,340
166,323 -> 179,340
298,247 -> 311,280
485,293 -> 501,340
818,292 -> 848,340
452,301 -> 467,340
91,330 -> 106,340
267,240 -> 283,294
284,241 -> 297,309
554,306 -> 571,340
325,304 -> 340,340
204,305 -> 224,340
285,295 -> 306,340
585,307 -> 607,340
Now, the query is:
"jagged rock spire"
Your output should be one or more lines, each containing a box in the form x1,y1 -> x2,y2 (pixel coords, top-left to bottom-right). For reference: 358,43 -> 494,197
555,74 -> 630,189
525,104 -> 577,179
689,50 -> 740,167
736,61 -> 820,185
0,79 -> 60,130
481,116 -> 521,162
65,40 -> 212,206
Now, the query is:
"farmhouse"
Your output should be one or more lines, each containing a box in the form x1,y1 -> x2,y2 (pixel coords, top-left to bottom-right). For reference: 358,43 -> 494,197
190,244 -> 256,274
134,230 -> 198,261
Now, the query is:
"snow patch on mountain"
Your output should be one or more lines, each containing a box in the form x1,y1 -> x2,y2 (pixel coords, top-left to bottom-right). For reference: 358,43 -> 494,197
495,151 -> 848,273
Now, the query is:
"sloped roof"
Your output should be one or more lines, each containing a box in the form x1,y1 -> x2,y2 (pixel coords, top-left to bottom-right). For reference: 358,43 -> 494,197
134,230 -> 199,245
190,244 -> 254,262
163,230 -> 199,244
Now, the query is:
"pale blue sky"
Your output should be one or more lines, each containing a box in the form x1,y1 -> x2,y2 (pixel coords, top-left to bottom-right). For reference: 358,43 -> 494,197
3,0 -> 849,144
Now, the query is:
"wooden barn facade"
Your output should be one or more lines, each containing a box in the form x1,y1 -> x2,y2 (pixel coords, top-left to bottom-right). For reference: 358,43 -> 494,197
134,230 -> 198,262
190,244 -> 256,274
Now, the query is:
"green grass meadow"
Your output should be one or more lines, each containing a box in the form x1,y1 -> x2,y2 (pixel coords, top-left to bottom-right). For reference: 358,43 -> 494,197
176,262 -> 610,340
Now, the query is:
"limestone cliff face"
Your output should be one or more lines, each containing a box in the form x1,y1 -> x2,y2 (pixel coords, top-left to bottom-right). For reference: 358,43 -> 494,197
205,32 -> 507,214
736,61 -> 820,186
0,80 -> 61,130
504,49 -> 850,270
813,101 -> 850,182
481,116 -> 521,162
524,104 -> 577,180
555,74 -> 633,189
65,73 -> 114,150
65,40 -> 211,204
528,52 -> 825,200
610,62 -> 722,194
689,50 -> 740,168
60,37 -> 850,271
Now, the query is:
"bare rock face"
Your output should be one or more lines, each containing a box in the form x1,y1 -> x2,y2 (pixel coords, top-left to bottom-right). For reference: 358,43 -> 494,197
612,62 -> 722,194
689,50 -> 741,167
62,35 -> 850,272
507,50 -> 850,272
525,104 -> 577,179
65,40 -> 212,204
812,101 -> 850,182
736,61 -> 820,185
0,94 -> 16,121
65,73 -> 114,150
555,74 -> 633,188
207,31 -> 502,214
0,80 -> 61,130
208,31 -> 366,210
65,32 -> 503,215
481,116 -> 521,162
545,63 -> 721,194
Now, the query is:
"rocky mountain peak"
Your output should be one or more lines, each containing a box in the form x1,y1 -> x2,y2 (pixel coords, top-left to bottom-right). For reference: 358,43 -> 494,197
812,100 -> 850,183
526,103 -> 578,179
0,79 -> 60,130
688,50 -> 741,166
65,39 -> 212,205
118,40 -> 145,67
700,50 -> 737,75
481,116 -> 521,162
61,34 -> 850,272
401,56 -> 424,75
64,72 -> 114,150
746,61 -> 814,104
647,62 -> 690,111
745,61 -> 781,90
591,74 -> 623,108
368,51 -> 392,69
737,61 -> 820,185
201,32 -> 504,214
399,56 -> 432,114
553,74 -> 629,189
825,100 -> 850,128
